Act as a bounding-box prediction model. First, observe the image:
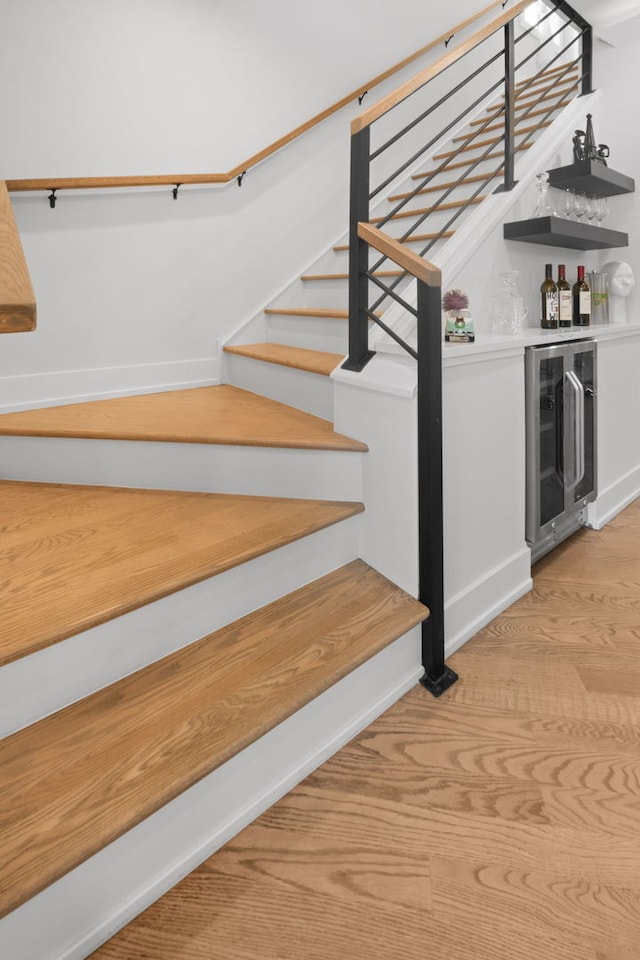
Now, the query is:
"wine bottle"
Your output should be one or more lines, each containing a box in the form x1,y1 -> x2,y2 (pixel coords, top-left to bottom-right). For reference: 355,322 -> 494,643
573,265 -> 591,326
541,263 -> 558,329
557,264 -> 572,327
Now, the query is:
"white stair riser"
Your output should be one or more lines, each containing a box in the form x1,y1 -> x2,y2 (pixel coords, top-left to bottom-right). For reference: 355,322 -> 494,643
0,436 -> 363,501
0,627 -> 421,960
267,277 -> 348,312
0,515 -> 363,738
265,313 -> 349,354
225,352 -> 336,419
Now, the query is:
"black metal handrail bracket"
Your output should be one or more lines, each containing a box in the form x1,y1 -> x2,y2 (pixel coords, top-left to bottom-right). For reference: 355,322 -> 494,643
343,0 -> 592,696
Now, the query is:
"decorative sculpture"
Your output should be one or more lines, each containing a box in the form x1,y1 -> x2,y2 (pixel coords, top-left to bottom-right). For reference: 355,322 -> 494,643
573,114 -> 609,165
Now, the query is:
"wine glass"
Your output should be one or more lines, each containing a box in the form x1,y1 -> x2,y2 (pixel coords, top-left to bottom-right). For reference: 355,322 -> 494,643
585,195 -> 598,223
573,192 -> 588,222
596,196 -> 609,224
559,189 -> 575,220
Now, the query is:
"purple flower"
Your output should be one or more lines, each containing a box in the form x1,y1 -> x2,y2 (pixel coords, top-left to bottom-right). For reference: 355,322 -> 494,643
442,288 -> 469,312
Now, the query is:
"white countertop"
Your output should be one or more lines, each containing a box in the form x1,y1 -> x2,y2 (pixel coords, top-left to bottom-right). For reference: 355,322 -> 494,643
442,321 -> 640,363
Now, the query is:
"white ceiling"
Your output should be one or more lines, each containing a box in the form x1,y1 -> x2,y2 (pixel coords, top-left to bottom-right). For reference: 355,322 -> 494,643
557,0 -> 640,38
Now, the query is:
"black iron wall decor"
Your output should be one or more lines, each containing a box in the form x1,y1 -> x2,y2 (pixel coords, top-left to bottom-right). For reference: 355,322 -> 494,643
573,113 -> 610,165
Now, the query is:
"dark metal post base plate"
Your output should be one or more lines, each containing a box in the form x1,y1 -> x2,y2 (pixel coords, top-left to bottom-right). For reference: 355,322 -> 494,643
420,665 -> 459,698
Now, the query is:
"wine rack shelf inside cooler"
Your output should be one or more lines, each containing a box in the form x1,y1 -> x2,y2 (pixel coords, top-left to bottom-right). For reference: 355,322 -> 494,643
547,161 -> 635,197
503,216 -> 628,250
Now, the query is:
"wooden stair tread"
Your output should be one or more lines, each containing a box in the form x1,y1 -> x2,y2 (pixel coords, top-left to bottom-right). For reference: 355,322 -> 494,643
471,98 -> 573,126
515,64 -> 578,88
434,136 -> 503,159
492,77 -> 579,111
224,342 -> 343,376
372,196 -> 484,222
516,68 -> 578,92
389,171 -> 500,201
454,119 -> 551,141
0,558 -> 427,919
0,479 -> 364,666
411,142 -> 532,179
0,384 -> 367,451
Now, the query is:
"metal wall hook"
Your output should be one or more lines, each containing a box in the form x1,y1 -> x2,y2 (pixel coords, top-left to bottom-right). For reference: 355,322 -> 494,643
237,171 -> 246,187
445,34 -> 454,47
358,91 -> 368,105
172,183 -> 181,200
48,189 -> 57,209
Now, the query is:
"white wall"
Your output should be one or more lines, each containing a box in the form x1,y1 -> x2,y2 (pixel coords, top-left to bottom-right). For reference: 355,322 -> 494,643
0,0 -> 499,408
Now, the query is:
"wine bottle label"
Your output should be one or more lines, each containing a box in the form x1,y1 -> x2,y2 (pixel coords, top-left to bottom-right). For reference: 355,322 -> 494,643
544,292 -> 558,322
580,290 -> 591,315
559,290 -> 572,322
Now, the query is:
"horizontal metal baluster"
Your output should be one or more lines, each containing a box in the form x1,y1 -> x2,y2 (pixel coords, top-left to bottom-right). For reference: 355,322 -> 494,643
370,48 -> 504,162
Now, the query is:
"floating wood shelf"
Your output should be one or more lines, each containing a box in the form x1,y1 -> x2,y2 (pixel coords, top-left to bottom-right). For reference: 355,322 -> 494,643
503,216 -> 629,251
547,161 -> 635,197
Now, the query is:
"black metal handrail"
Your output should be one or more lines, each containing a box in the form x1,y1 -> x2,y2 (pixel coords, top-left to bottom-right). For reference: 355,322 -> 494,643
343,0 -> 593,697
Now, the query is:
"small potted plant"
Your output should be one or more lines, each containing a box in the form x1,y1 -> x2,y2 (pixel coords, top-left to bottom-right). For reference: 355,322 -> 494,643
443,288 -> 474,343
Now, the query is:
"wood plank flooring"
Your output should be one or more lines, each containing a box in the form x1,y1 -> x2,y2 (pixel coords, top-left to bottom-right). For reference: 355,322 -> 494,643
0,480 -> 363,665
0,385 -> 367,451
0,560 -> 427,919
92,498 -> 640,960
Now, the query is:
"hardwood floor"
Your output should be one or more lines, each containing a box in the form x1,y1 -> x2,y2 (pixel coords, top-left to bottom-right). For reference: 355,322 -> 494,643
91,499 -> 640,960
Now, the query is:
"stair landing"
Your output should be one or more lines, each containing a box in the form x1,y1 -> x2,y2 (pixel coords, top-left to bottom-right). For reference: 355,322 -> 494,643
0,480 -> 364,666
0,385 -> 366,451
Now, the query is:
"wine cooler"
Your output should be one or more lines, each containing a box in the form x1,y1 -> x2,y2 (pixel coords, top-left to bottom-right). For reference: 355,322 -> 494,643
525,339 -> 597,562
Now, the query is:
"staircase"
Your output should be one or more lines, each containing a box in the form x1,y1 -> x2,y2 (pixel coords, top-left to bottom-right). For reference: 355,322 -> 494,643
0,44 -> 585,960
224,61 -> 579,374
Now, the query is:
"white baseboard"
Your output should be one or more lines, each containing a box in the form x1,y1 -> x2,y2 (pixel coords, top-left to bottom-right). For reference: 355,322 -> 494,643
586,469 -> 640,530
445,547 -> 532,656
0,358 -> 217,412
0,629 -> 422,960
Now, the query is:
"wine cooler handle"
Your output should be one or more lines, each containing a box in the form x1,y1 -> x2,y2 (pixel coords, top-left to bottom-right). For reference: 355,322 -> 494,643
565,370 -> 585,487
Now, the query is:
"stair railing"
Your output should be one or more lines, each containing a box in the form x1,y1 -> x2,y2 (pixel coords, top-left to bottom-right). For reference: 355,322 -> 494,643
344,0 -> 593,695
0,181 -> 36,334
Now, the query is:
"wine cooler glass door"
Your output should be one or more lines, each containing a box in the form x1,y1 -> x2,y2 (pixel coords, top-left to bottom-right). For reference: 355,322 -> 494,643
525,346 -> 567,549
571,342 -> 597,507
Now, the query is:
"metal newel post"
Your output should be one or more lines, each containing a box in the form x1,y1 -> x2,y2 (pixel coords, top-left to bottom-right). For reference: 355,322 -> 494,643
416,279 -> 458,697
342,126 -> 375,372
496,18 -> 517,193
580,21 -> 593,95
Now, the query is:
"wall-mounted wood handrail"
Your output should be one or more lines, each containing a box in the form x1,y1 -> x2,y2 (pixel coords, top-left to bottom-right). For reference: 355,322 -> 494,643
0,181 -> 36,333
6,1 -> 507,194
352,0 -> 531,134
357,222 -> 440,287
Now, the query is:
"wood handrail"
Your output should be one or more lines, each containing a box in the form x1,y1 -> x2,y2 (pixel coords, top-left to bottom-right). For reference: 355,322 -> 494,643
6,1 -> 507,194
352,0 -> 531,134
0,181 -> 36,332
357,222 -> 440,287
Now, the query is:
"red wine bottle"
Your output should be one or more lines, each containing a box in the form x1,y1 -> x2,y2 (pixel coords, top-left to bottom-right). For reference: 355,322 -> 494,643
573,265 -> 591,326
541,263 -> 558,329
557,264 -> 572,327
